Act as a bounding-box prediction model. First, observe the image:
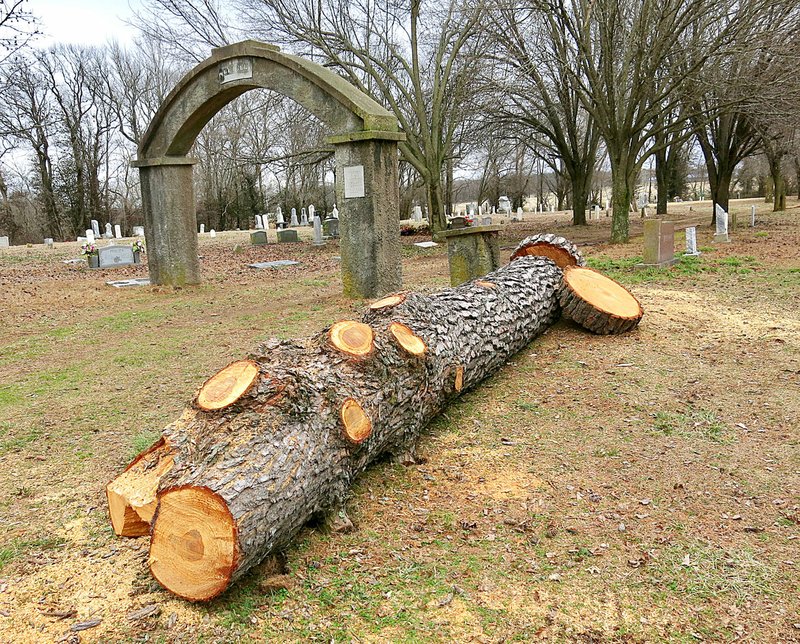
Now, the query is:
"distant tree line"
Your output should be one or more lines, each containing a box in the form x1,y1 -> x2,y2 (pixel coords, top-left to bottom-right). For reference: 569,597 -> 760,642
1,0 -> 799,243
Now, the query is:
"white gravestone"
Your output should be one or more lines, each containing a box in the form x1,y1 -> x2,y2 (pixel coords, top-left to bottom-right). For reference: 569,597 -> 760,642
751,205 -> 756,227
104,223 -> 113,238
255,215 -> 263,230
300,207 -> 308,226
332,205 -> 339,219
290,208 -> 299,227
200,224 -> 205,234
713,204 -> 729,243
516,206 -> 523,221
97,245 -> 135,268
685,226 -> 700,256
210,229 -> 216,238
86,229 -> 95,244
312,214 -> 325,246
91,220 -> 100,237
594,205 -> 600,220
276,206 -> 284,227
308,204 -> 315,223
413,205 -> 422,221
133,226 -> 144,237
0,236 -> 9,248
114,225 -> 122,239
44,238 -> 54,248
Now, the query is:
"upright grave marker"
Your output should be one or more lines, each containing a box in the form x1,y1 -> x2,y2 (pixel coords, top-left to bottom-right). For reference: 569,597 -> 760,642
684,226 -> 700,256
638,219 -> 677,267
713,204 -> 730,243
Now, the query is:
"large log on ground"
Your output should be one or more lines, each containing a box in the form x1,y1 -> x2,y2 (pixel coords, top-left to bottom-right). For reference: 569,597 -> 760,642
108,254 -> 565,601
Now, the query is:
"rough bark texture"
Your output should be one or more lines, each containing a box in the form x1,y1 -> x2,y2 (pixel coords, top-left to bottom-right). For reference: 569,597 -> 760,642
116,255 -> 564,601
558,266 -> 643,335
510,234 -> 586,268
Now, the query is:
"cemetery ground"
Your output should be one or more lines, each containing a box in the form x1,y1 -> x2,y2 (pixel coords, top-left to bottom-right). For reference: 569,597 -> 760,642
0,198 -> 798,643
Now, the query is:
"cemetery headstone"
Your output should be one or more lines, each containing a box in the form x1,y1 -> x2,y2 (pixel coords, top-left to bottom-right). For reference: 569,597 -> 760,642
481,216 -> 493,226
594,205 -> 600,220
91,220 -> 100,237
255,215 -> 263,230
106,278 -> 151,288
412,205 -> 422,221
414,241 -> 438,249
449,216 -> 467,229
434,225 -> 502,286
277,229 -> 299,243
323,217 -> 339,238
638,219 -> 678,267
97,244 -> 136,268
0,236 -> 9,249
276,206 -> 285,229
290,208 -> 299,227
684,226 -> 700,256
114,224 -> 122,239
86,229 -> 96,244
210,229 -> 216,237
713,204 -> 729,243
250,230 -> 268,246
200,224 -> 205,234
312,215 -> 325,246
105,223 -> 113,238
133,226 -> 145,237
751,205 -> 756,227
332,204 -> 339,219
248,260 -> 300,269
44,238 -> 54,248
300,208 -> 308,226
308,204 -> 316,223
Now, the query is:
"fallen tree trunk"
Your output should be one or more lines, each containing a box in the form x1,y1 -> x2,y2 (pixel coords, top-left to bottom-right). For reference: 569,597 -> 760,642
106,235 -> 643,602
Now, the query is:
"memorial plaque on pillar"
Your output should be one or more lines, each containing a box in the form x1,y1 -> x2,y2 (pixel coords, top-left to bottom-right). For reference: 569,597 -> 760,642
218,58 -> 253,84
343,165 -> 365,199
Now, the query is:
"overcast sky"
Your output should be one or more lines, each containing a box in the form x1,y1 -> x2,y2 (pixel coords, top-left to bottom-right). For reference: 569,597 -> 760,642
33,0 -> 139,47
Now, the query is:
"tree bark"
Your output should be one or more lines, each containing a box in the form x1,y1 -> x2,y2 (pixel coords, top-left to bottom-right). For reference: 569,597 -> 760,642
110,249 -> 588,601
609,153 -> 633,243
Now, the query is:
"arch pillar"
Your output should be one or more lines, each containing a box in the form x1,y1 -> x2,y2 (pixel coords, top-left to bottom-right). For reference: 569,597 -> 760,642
133,156 -> 200,287
331,131 -> 404,298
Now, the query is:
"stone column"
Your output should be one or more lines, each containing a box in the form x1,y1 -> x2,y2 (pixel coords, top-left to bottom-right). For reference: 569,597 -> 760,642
331,133 -> 403,298
434,225 -> 502,286
133,157 -> 200,286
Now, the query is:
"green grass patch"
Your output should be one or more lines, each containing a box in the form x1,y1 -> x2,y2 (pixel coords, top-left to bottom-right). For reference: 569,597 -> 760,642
0,535 -> 67,572
650,409 -> 732,443
647,543 -> 775,602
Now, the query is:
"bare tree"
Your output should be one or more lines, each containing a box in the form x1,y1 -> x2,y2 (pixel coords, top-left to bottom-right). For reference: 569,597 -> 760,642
489,2 -> 600,226
0,0 -> 39,65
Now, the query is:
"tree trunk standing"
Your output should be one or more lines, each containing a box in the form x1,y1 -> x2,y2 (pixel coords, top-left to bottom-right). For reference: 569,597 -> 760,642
767,154 -> 786,212
710,166 -> 733,225
117,256 -> 566,601
655,148 -> 669,215
609,153 -> 633,242
426,177 -> 447,232
570,167 -> 590,226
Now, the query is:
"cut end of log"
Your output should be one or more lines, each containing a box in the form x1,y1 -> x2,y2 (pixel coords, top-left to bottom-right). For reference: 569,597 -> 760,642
559,266 -> 644,335
389,322 -> 427,357
196,360 -> 259,411
149,486 -> 238,602
368,293 -> 406,310
510,234 -> 585,268
454,365 -> 464,392
329,321 -> 374,357
340,398 -> 372,444
474,280 -> 496,289
107,438 -> 175,537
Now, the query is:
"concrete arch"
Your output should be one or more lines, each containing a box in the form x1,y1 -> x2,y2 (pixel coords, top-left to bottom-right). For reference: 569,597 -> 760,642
133,40 -> 403,297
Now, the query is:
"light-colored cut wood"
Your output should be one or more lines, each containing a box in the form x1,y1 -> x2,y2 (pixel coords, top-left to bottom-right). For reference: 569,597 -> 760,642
562,266 -> 642,318
474,280 -> 496,289
149,486 -> 237,602
368,293 -> 406,310
389,322 -> 427,356
455,365 -> 464,392
196,360 -> 259,411
340,398 -> 372,444
328,321 -> 374,357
